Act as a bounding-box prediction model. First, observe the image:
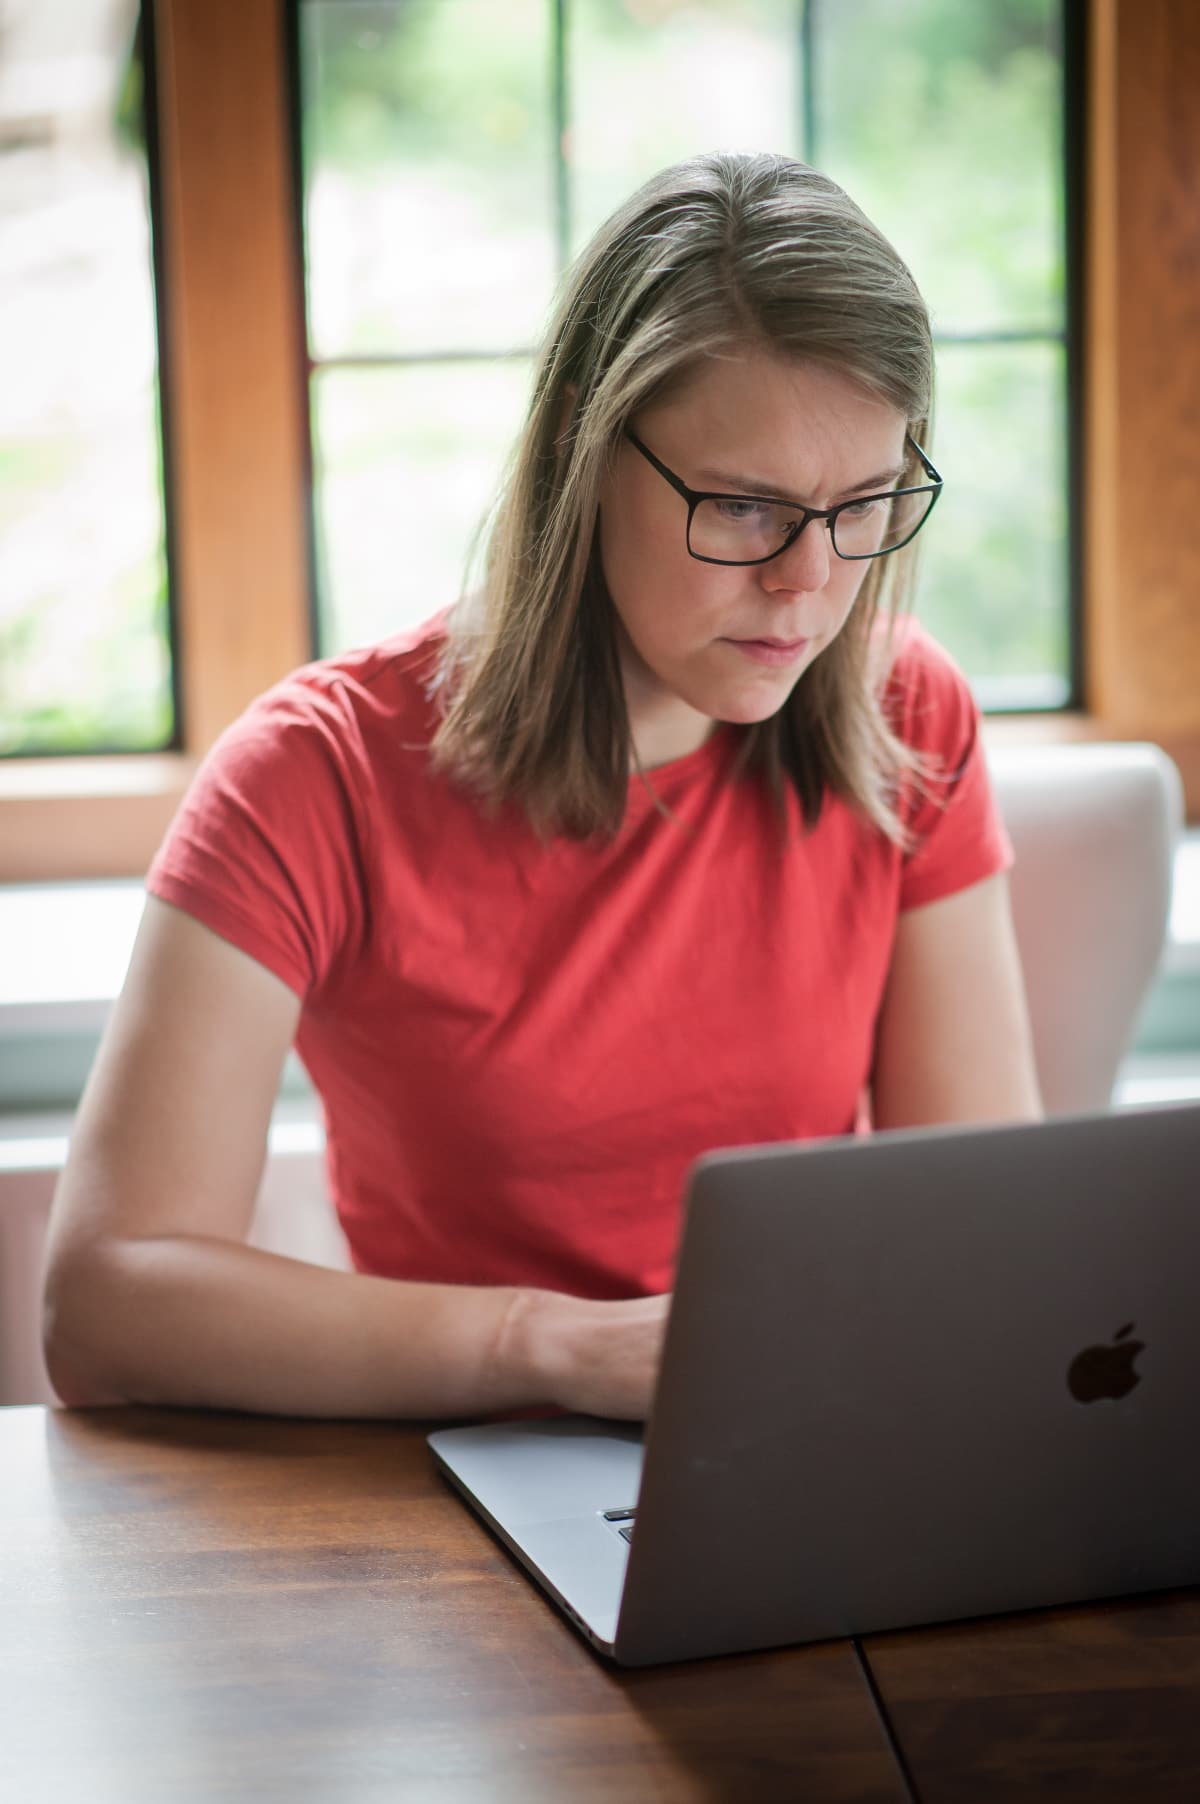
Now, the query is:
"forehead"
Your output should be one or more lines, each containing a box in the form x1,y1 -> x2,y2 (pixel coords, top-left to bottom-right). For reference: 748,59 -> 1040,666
641,348 -> 907,477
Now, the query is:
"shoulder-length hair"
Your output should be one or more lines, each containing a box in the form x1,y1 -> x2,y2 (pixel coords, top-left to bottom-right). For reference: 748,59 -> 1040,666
432,150 -> 934,842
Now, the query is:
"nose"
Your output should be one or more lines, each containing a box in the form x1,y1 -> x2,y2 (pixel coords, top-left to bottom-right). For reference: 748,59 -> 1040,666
758,517 -> 832,595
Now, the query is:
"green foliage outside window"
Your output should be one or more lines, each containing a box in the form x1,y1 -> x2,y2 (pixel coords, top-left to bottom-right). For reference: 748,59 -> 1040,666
1,1 -> 1068,757
302,0 -> 1069,707
1,4 -> 173,757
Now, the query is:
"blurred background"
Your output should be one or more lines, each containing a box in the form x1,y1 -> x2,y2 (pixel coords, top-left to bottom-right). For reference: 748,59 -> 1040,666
2,0 -> 1071,762
1,0 -> 1198,868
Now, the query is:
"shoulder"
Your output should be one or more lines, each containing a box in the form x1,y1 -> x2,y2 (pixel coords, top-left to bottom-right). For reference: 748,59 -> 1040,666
147,614 -> 454,997
160,608 -> 454,880
868,617 -> 1012,902
234,609 -> 451,757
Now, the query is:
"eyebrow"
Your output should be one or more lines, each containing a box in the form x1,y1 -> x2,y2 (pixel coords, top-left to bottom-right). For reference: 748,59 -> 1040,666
693,464 -> 907,503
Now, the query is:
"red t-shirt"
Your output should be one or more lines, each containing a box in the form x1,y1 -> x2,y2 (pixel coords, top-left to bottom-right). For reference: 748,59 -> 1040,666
147,614 -> 1011,1299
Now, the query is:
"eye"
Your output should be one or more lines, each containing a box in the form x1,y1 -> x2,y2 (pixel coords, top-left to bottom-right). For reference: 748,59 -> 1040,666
840,495 -> 889,519
712,497 -> 772,523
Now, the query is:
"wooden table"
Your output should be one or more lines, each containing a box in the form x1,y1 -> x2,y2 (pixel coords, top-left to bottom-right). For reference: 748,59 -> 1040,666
3,1407 -> 1198,1802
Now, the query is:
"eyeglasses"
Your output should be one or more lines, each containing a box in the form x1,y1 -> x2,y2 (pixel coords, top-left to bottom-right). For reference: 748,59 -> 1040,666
624,429 -> 943,565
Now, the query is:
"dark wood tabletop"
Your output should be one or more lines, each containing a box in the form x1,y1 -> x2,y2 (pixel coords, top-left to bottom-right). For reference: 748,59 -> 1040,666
3,1406 -> 1198,1803
1,1406 -> 903,1803
862,1587 -> 1200,1803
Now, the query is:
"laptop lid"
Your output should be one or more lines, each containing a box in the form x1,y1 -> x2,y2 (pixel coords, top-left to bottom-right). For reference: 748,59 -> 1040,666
432,1101 -> 1200,1667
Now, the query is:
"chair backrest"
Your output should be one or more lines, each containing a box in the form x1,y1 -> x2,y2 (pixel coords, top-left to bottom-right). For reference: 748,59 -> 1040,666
986,741 -> 1183,1116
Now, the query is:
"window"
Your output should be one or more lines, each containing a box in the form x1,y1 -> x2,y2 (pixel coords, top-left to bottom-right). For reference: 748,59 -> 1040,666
298,0 -> 1071,712
2,0 -> 1196,884
0,0 -> 175,756
810,0 -> 1071,709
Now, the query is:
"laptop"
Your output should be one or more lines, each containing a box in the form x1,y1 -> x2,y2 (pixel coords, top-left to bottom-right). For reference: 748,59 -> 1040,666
428,1101 -> 1200,1666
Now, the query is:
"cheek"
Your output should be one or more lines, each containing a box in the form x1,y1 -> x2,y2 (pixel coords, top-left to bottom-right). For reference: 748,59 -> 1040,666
597,491 -> 651,616
830,559 -> 873,623
599,500 -> 698,639
597,504 -> 630,599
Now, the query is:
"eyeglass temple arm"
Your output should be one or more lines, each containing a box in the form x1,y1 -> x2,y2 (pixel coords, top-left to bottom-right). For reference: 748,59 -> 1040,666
906,434 -> 942,486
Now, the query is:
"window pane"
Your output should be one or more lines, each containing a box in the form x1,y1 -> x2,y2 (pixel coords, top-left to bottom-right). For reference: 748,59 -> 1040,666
302,0 -> 556,357
0,0 -> 173,756
312,360 -> 532,652
920,341 -> 1069,708
812,0 -> 1068,701
814,0 -> 1064,334
300,0 -> 1071,707
569,0 -> 798,255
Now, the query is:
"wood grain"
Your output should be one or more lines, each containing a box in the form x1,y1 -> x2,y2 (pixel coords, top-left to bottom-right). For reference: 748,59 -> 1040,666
154,0 -> 311,754
863,1589 -> 1200,1802
1086,0 -> 1200,812
1,0 -> 312,881
0,756 -> 191,882
0,1408 -> 905,1803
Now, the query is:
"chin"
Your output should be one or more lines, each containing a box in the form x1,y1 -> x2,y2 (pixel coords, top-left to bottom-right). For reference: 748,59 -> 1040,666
707,674 -> 804,727
723,702 -> 792,730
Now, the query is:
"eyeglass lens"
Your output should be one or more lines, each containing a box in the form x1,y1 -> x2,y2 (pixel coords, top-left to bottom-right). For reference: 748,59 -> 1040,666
689,482 -> 935,563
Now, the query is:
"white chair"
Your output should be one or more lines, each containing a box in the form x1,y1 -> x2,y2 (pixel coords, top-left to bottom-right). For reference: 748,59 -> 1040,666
987,741 -> 1183,1116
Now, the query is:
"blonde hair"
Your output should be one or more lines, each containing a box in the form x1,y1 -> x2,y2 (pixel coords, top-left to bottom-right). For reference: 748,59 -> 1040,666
433,151 -> 934,840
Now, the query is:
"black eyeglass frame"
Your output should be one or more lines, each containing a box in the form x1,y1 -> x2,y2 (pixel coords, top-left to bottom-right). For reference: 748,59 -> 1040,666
624,428 -> 944,565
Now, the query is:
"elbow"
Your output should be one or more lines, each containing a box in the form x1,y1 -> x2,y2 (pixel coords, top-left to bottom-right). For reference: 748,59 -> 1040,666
43,1357 -> 122,1411
41,1255 -> 131,1408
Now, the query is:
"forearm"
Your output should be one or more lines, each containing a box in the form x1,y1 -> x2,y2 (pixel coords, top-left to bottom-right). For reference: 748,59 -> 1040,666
44,1233 -> 545,1420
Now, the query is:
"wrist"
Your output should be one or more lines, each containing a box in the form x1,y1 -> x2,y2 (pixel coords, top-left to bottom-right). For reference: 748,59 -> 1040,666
489,1286 -> 573,1408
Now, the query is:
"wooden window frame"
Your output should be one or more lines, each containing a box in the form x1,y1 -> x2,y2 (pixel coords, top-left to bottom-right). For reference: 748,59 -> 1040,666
1,0 -> 1197,883
0,0 -> 310,882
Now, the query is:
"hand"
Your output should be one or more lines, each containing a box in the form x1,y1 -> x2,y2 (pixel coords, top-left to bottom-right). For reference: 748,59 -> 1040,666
499,1289 -> 671,1421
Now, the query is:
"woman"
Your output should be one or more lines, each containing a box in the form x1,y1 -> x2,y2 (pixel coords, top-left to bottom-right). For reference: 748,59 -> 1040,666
42,152 -> 1040,1423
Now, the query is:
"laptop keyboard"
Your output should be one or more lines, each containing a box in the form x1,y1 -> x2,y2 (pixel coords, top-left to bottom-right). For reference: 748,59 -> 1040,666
603,1506 -> 636,1543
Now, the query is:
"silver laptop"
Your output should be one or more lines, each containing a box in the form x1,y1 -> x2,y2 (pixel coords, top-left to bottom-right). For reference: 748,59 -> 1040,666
429,1101 -> 1200,1666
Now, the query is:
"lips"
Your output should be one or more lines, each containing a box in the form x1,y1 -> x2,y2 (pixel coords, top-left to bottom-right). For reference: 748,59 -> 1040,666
724,636 -> 811,668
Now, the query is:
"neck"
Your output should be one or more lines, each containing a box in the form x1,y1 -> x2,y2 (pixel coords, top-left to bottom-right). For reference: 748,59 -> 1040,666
619,628 -> 715,771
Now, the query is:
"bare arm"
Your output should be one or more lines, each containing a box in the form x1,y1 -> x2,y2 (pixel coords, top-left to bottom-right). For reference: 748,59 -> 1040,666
871,871 -> 1042,1130
43,898 -> 667,1420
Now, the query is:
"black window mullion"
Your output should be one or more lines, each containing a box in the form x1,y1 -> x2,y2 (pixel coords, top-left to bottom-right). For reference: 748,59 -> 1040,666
313,348 -> 537,370
1063,0 -> 1087,711
552,0 -> 570,272
800,0 -> 817,165
141,0 -> 184,752
284,0 -> 321,662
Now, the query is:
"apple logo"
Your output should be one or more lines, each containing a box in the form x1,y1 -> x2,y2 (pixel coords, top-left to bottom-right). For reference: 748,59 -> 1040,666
1067,1322 -> 1145,1403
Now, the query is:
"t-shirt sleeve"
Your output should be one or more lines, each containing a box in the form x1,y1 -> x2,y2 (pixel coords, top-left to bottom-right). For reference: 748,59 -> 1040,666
146,676 -> 371,999
885,620 -> 1013,911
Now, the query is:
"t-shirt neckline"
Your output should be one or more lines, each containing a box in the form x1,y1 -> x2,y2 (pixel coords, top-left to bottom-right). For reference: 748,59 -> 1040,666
624,722 -> 735,812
